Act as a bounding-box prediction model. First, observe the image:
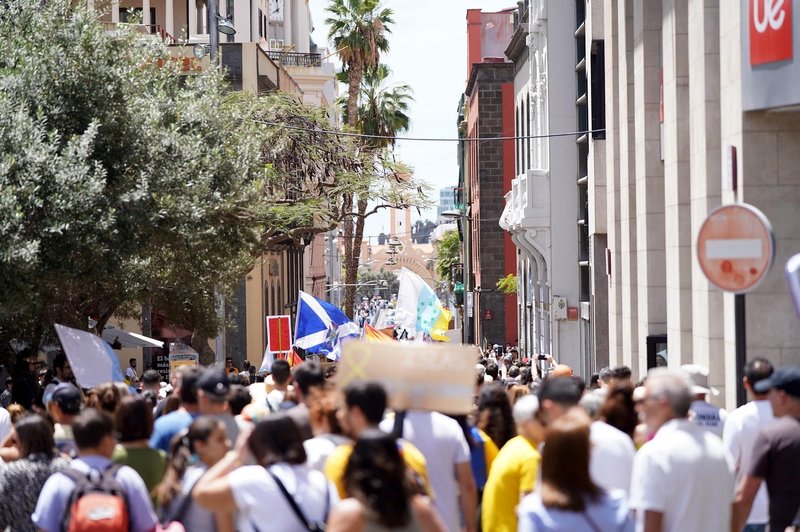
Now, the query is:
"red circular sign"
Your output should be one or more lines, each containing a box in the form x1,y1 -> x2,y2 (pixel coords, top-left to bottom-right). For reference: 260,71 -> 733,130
697,203 -> 775,293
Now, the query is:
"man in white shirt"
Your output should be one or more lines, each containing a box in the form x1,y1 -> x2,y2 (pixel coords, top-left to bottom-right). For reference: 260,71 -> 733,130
629,368 -> 734,532
380,410 -> 476,532
723,358 -> 775,532
682,364 -> 727,437
266,359 -> 291,411
590,419 -> 636,494
125,357 -> 138,384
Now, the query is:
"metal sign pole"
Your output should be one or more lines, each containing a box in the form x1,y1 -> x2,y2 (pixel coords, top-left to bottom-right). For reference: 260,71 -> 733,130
735,294 -> 746,407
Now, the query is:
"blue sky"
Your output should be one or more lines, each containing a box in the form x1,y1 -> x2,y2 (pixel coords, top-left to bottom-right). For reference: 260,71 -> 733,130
309,0 -> 516,239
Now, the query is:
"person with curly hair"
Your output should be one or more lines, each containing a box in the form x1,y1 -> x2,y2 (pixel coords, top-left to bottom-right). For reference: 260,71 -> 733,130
326,430 -> 446,532
476,383 -> 516,449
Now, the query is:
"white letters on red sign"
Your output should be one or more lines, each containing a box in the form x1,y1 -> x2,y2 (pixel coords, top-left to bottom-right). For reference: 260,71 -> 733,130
750,0 -> 793,65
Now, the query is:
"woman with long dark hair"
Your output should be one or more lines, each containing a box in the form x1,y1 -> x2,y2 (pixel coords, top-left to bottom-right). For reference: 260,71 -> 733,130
0,415 -> 69,531
517,410 -> 633,531
155,416 -> 233,532
476,383 -> 516,448
194,412 -> 337,532
326,429 -> 445,532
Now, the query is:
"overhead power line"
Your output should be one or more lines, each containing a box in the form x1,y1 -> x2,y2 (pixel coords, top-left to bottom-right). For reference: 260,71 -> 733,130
263,122 -> 606,143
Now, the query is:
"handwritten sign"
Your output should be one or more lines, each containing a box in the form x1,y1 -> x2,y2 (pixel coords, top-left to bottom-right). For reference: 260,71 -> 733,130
168,342 -> 198,379
337,341 -> 479,414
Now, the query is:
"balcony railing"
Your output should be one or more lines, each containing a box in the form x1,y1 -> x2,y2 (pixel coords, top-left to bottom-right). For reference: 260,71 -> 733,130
265,51 -> 322,68
102,22 -> 177,44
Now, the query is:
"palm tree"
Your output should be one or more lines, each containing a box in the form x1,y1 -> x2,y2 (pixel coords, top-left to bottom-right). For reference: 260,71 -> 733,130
357,64 -> 413,150
326,0 -> 394,317
325,0 -> 394,128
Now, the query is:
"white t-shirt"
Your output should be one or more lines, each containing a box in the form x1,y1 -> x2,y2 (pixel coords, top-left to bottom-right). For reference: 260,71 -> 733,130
689,399 -> 727,438
380,411 -> 471,532
228,462 -> 338,532
630,419 -> 735,532
590,421 -> 636,494
0,407 -> 10,445
303,434 -> 350,473
126,367 -> 138,381
721,399 -> 775,525
266,389 -> 286,412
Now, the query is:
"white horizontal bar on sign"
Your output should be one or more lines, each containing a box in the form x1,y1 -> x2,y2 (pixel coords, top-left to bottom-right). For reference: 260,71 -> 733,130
705,239 -> 762,259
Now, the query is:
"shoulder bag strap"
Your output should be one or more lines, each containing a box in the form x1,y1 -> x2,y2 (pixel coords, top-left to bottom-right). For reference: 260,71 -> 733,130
164,472 -> 205,524
266,468 -> 314,531
391,410 -> 406,439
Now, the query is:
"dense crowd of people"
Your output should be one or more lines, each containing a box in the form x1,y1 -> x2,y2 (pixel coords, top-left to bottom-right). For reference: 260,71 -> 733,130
0,346 -> 798,532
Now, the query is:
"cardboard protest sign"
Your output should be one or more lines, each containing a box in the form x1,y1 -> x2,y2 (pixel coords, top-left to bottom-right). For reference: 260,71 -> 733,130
168,341 -> 198,378
337,340 -> 479,414
54,324 -> 125,388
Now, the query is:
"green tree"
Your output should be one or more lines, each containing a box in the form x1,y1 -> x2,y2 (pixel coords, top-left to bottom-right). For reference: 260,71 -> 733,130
435,230 -> 462,285
356,268 -> 400,300
0,0 -> 269,354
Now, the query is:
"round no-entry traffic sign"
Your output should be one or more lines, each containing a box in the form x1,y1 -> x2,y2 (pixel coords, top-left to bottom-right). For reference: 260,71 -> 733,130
697,203 -> 775,293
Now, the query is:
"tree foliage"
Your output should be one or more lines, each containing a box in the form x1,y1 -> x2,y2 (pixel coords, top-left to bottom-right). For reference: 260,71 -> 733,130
0,0 -> 270,352
496,274 -> 518,295
356,268 -> 399,300
435,230 -> 461,285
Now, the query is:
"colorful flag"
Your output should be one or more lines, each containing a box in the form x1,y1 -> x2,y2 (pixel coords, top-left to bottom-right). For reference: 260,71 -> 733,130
294,290 -> 359,354
364,324 -> 394,342
395,268 -> 452,342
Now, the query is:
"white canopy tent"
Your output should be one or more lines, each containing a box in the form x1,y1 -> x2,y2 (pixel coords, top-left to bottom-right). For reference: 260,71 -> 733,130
101,326 -> 163,349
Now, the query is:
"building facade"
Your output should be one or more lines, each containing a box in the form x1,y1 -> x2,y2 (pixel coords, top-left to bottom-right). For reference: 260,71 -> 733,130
500,1 -> 587,373
592,0 -> 800,408
458,9 -> 519,348
437,187 -> 457,223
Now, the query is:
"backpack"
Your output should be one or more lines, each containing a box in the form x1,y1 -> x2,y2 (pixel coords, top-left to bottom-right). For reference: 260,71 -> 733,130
60,464 -> 130,532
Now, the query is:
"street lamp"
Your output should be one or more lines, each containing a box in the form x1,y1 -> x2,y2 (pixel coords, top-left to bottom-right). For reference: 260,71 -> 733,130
192,0 -> 238,63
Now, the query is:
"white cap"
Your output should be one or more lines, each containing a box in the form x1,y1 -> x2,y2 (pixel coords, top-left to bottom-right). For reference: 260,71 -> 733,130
681,364 -> 719,396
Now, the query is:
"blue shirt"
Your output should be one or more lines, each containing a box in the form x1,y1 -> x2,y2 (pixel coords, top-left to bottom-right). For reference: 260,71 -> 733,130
517,490 -> 633,532
31,455 -> 158,532
149,410 -> 197,452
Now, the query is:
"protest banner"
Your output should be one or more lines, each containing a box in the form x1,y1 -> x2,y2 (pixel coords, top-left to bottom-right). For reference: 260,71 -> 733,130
266,315 -> 292,355
54,324 -> 125,388
337,340 -> 479,414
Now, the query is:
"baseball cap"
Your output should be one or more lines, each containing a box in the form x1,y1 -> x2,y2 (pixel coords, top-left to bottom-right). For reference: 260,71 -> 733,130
753,366 -> 800,397
196,367 -> 229,400
682,364 -> 719,396
50,383 -> 83,414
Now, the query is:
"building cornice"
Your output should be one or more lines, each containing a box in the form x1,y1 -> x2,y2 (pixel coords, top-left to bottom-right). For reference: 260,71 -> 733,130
505,24 -> 528,63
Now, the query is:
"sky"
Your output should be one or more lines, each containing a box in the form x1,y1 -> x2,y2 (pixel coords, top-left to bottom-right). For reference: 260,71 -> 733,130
308,0 -> 516,241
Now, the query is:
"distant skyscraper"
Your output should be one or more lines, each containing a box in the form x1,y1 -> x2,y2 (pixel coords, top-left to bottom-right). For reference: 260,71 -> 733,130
437,186 -> 456,222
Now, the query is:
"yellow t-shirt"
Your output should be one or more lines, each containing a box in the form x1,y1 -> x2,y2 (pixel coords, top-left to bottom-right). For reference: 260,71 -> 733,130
481,435 -> 541,532
324,440 -> 433,499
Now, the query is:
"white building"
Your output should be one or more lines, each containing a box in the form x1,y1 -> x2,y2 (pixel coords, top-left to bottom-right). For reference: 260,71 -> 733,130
590,0 -> 800,408
501,1 -> 586,373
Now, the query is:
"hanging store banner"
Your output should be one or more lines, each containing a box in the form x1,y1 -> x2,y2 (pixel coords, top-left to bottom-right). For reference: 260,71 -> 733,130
742,0 -> 800,110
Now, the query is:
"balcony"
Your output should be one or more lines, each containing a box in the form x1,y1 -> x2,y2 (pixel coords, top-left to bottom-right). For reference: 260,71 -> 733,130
102,22 -> 176,44
264,51 -> 322,68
